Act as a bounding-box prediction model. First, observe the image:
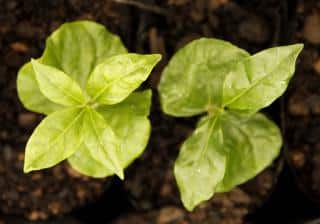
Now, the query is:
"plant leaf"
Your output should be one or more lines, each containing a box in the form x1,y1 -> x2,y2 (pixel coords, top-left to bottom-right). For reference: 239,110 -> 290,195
174,115 -> 226,211
24,108 -> 85,172
31,60 -> 86,106
42,20 -> 128,88
216,112 -> 282,192
97,89 -> 152,116
87,53 -> 161,105
17,62 -> 63,114
174,111 -> 281,211
69,91 -> 151,178
158,38 -> 249,117
68,143 -> 111,178
97,90 -> 151,173
222,44 -> 303,111
17,20 -> 127,114
83,108 -> 124,179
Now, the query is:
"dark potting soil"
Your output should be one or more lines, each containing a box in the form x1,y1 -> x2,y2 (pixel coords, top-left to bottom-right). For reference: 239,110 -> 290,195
0,0 -> 132,220
0,215 -> 82,224
285,0 -> 320,205
0,0 -> 303,223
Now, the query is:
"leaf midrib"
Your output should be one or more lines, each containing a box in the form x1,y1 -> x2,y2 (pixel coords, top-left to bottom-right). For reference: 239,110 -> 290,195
87,109 -> 120,171
222,49 -> 294,107
90,60 -> 146,102
195,115 -> 219,166
41,71 -> 84,105
28,109 -> 85,168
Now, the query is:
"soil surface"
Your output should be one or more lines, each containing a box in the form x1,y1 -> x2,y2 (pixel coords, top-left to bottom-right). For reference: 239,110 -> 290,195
0,215 -> 82,224
0,0 -> 308,223
285,0 -> 320,203
115,166 -> 280,224
0,0 -> 131,220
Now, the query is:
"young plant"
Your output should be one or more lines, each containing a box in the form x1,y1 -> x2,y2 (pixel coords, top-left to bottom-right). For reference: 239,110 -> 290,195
158,38 -> 303,211
17,21 -> 161,179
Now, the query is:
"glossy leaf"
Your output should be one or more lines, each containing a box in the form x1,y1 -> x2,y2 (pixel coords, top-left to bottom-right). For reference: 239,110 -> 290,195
159,39 -> 303,211
69,91 -> 152,178
87,53 -> 161,105
97,90 -> 151,173
24,108 -> 85,172
73,116 -> 150,178
17,62 -> 63,114
83,108 -> 124,179
31,60 -> 86,106
174,115 -> 226,211
97,90 -> 152,116
18,21 -> 154,179
158,38 -> 249,117
68,143 -> 110,178
42,20 -> 128,87
216,112 -> 282,192
17,20 -> 127,114
222,44 -> 303,111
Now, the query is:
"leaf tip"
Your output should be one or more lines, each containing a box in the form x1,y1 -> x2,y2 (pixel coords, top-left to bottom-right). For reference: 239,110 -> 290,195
184,203 -> 196,212
149,53 -> 162,65
30,58 -> 41,74
23,163 -> 33,173
292,43 -> 304,53
117,170 -> 125,180
30,58 -> 38,66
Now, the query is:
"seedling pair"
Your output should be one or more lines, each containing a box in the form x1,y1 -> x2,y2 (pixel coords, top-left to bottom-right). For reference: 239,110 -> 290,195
17,21 -> 303,211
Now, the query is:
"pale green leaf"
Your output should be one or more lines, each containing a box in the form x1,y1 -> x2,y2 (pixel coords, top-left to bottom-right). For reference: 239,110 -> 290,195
17,62 -> 63,114
174,115 -> 226,211
160,39 -> 302,211
31,60 -> 86,106
42,20 -> 128,88
87,53 -> 161,105
158,38 -> 249,117
222,44 -> 303,111
17,20 -> 127,114
83,108 -> 124,179
216,112 -> 282,192
24,108 -> 85,172
68,143 -> 110,178
97,91 -> 151,173
97,89 -> 152,116
69,91 -> 151,178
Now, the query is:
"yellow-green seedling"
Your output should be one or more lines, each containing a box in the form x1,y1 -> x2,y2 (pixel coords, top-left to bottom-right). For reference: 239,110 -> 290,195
158,38 -> 303,210
17,21 -> 161,179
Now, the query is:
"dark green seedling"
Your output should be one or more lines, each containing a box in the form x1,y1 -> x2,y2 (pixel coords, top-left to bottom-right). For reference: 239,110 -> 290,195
158,38 -> 303,210
17,21 -> 161,179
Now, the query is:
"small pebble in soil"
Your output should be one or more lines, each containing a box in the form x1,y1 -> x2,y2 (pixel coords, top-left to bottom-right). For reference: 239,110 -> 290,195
157,206 -> 185,223
209,0 -> 229,10
10,42 -> 29,53
303,10 -> 320,44
309,95 -> 320,114
239,16 -> 270,44
28,211 -> 48,221
313,57 -> 320,74
288,92 -> 310,116
291,150 -> 306,168
18,112 -> 38,127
